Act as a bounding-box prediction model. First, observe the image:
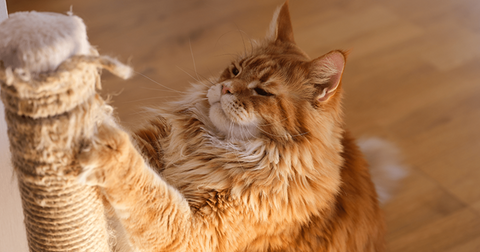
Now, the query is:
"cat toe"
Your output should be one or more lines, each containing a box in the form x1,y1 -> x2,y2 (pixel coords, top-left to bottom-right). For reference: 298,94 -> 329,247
77,123 -> 130,186
77,143 -> 105,186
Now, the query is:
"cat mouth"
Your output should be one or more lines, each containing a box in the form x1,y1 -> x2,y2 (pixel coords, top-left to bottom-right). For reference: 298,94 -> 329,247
209,102 -> 259,140
206,83 -> 260,140
207,84 -> 234,125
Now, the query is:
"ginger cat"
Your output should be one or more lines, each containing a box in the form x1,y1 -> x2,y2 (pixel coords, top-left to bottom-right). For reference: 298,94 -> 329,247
79,1 -> 386,251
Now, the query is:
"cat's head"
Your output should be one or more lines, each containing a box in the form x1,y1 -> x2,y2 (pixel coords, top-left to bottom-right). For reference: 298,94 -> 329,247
207,1 -> 346,142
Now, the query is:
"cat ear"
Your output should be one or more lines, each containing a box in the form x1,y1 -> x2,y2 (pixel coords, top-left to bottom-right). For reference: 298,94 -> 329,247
266,0 -> 295,44
310,51 -> 346,102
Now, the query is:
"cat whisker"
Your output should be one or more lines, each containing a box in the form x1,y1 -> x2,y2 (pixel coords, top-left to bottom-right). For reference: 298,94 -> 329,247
123,94 -> 205,105
236,123 -> 245,140
135,71 -> 189,94
214,29 -> 240,51
122,96 -> 171,104
191,73 -> 217,87
248,127 -> 257,140
234,25 -> 248,57
235,27 -> 255,56
240,125 -> 248,142
123,95 -> 205,104
258,115 -> 293,126
253,123 -> 310,139
176,66 -> 204,84
229,121 -> 234,140
188,39 -> 202,83
226,122 -> 243,164
242,125 -> 256,146
195,72 -> 217,86
139,87 -> 183,92
214,28 -> 254,61
176,67 -> 215,89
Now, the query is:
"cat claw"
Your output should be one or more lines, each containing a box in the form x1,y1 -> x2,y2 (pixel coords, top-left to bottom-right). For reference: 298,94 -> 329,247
77,123 -> 130,186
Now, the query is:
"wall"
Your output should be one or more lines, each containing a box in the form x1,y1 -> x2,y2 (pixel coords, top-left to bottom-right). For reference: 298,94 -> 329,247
0,102 -> 28,252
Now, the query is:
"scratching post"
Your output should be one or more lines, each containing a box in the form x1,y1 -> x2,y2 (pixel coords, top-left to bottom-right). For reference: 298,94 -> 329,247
0,12 -> 132,251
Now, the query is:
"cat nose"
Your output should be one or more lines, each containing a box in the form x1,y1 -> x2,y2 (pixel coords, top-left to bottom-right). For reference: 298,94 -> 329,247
222,85 -> 232,95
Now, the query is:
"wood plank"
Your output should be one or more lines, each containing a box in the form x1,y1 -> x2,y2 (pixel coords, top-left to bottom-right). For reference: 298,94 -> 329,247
472,201 -> 480,215
384,169 -> 466,240
443,235 -> 480,252
388,208 -> 480,252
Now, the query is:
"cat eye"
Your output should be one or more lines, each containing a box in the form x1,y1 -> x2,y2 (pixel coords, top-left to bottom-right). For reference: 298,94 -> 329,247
231,66 -> 240,76
254,87 -> 274,96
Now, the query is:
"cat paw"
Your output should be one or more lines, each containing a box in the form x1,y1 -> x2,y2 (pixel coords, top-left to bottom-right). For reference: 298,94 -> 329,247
78,123 -> 131,187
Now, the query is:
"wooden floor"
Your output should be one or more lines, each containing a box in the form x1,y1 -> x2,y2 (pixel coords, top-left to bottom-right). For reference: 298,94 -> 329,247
5,0 -> 480,251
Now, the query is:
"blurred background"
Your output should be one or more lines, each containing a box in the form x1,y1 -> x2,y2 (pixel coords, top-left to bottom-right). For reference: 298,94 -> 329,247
1,0 -> 480,251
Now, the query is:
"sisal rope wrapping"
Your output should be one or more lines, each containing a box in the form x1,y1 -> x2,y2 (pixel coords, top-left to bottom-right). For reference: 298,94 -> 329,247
1,54 -> 132,252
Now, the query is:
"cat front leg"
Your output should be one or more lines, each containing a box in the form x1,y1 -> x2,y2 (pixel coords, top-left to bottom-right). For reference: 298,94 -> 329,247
78,123 -> 194,252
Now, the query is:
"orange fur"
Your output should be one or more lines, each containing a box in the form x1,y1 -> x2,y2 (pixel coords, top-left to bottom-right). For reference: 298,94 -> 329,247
79,1 -> 386,251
